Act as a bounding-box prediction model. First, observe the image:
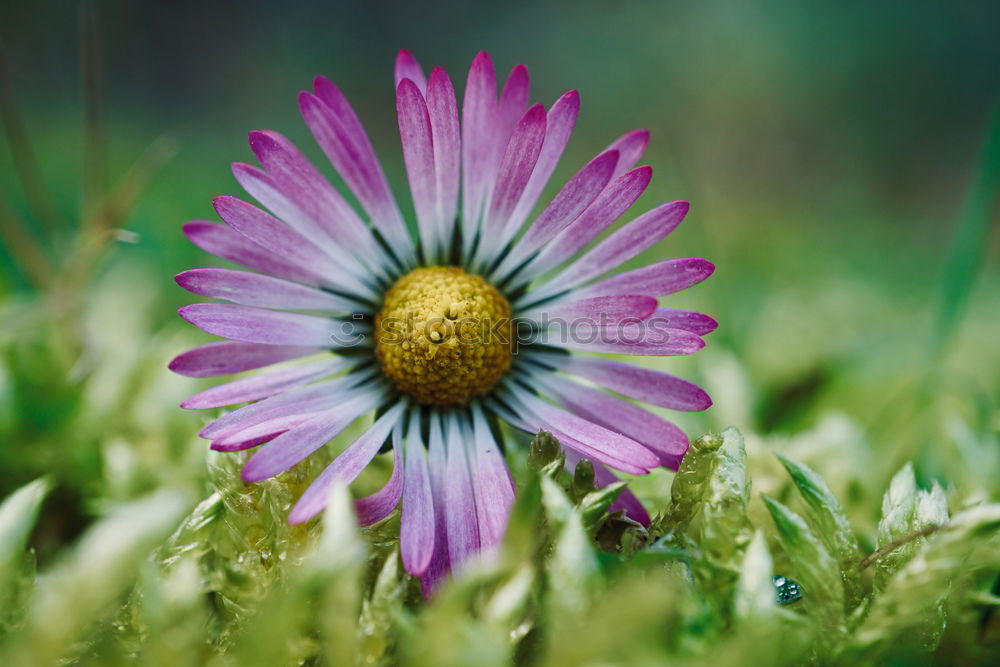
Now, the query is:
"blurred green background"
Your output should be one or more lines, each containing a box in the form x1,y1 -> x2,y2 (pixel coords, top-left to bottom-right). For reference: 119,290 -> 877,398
1,0 -> 998,557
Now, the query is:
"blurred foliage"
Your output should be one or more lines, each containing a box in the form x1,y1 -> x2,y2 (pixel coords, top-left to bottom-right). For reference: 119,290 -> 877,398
0,429 -> 997,665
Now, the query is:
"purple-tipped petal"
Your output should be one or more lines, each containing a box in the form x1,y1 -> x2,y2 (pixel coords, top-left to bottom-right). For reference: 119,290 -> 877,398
508,390 -> 660,472
355,429 -> 405,526
520,294 -> 657,325
443,416 -> 480,569
301,81 -> 414,261
210,431 -> 283,453
175,269 -> 358,312
426,68 -> 460,249
549,201 -> 690,289
169,341 -> 319,378
605,129 -> 649,181
396,78 -> 438,258
490,394 -> 647,475
521,166 -> 653,281
178,303 -> 354,347
536,353 -> 712,412
496,149 -> 618,276
536,322 -> 706,357
180,357 -> 348,410
199,373 -> 370,440
244,131 -> 382,260
241,388 -> 382,482
231,162 -> 366,273
213,196 -> 373,297
420,420 -> 451,596
401,419 -> 435,576
499,65 -> 530,127
289,403 -> 405,525
482,104 -> 547,246
574,258 -> 715,299
505,90 -> 580,234
532,370 -> 690,466
470,407 -> 514,550
394,50 -> 427,93
460,52 -> 499,253
182,221 -> 320,286
646,310 -> 718,336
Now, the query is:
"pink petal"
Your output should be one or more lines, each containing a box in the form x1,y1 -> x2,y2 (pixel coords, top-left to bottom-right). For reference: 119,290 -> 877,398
426,68 -> 460,250
420,417 -> 451,596
178,303 -> 355,347
506,389 -> 660,473
495,149 -> 618,278
443,416 -> 480,568
213,196 -> 374,298
301,81 -> 414,261
241,388 -> 382,482
481,104 -> 547,252
649,310 -> 717,336
396,78 -> 438,259
519,294 -> 657,324
394,50 -> 427,93
169,341 -> 319,378
175,269 -> 358,312
534,352 -> 711,412
532,369 -> 690,467
470,406 -> 514,550
355,428 -> 405,526
535,321 -> 706,357
401,418 -> 435,576
505,90 -> 581,234
288,403 -> 406,525
460,52 -> 499,255
244,131 -> 382,259
180,357 -> 348,410
182,221 -> 320,286
520,166 -> 653,282
549,201 -> 690,289
605,129 -> 649,181
574,258 -> 715,299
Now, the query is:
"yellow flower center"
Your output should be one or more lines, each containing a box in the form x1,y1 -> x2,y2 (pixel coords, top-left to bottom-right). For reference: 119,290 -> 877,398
375,267 -> 513,406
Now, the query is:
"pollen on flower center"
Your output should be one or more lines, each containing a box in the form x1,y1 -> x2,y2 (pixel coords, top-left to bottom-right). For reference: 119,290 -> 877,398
375,267 -> 513,406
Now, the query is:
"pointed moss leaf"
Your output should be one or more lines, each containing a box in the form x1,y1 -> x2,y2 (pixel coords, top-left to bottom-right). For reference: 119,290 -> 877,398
572,459 -> 596,500
915,483 -> 948,528
763,495 -> 845,638
777,453 -> 862,605
661,432 -> 724,536
484,564 -> 534,628
540,475 -> 574,527
701,427 -> 753,575
874,465 -> 945,587
0,478 -> 49,575
502,472 -> 544,565
851,504 -> 1000,656
735,531 -> 777,621
549,510 -> 599,616
580,482 -> 626,534
877,463 -> 918,547
312,481 -> 366,571
359,549 -> 404,665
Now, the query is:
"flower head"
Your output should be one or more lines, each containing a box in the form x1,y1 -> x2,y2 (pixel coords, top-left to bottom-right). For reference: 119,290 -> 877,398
171,50 -> 715,593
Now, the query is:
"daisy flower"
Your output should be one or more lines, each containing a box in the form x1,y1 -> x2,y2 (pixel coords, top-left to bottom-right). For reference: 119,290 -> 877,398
171,50 -> 715,593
